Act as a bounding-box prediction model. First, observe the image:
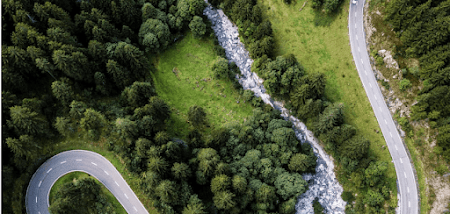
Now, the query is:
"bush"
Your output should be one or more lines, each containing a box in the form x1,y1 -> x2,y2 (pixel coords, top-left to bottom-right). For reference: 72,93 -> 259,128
399,79 -> 412,91
189,16 -> 206,38
376,56 -> 384,65
243,90 -> 254,102
212,56 -> 230,80
436,164 -> 448,175
409,66 -> 420,77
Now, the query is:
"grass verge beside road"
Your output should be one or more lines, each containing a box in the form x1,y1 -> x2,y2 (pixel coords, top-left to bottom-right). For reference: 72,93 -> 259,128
257,0 -> 397,206
152,32 -> 255,139
41,135 -> 159,214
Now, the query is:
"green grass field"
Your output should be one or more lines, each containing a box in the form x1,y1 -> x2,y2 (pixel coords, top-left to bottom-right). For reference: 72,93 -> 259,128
152,32 -> 255,138
49,171 -> 126,214
257,0 -> 397,203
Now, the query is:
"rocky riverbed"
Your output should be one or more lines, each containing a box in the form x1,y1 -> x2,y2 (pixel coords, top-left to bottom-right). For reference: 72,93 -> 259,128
203,4 -> 346,214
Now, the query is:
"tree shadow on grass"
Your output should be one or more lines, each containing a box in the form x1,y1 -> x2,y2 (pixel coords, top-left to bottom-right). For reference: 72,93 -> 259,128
312,1 -> 346,27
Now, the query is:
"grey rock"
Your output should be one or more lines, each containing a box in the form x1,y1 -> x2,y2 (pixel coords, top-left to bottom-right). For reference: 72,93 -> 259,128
204,2 -> 346,214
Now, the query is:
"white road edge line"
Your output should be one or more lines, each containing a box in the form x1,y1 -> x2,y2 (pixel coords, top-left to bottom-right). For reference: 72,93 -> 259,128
115,181 -> 120,186
91,162 -> 97,166
124,193 -> 128,199
76,159 -> 82,161
38,180 -> 42,187
104,170 -> 109,175
60,160 -> 66,164
47,168 -> 52,173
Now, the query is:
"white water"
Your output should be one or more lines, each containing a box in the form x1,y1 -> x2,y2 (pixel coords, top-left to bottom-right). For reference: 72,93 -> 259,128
203,4 -> 346,213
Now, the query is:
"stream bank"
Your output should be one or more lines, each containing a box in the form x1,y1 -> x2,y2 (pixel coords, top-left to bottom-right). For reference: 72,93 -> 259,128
203,4 -> 346,214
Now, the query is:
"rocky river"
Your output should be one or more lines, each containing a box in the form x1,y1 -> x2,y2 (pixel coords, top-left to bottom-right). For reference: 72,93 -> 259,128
203,4 -> 347,214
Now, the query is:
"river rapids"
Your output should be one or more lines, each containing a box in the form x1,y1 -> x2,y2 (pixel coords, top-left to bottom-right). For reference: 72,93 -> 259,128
203,4 -> 347,214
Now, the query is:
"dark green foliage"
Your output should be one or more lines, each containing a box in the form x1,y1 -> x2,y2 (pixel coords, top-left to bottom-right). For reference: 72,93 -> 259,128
54,117 -> 73,137
135,138 -> 153,157
363,189 -> 384,207
1,0 -> 206,212
385,0 -> 450,158
80,108 -> 105,133
49,177 -> 117,214
313,197 -> 325,214
288,153 -> 316,173
338,135 -> 370,160
122,82 -> 156,107
51,78 -> 74,106
323,0 -> 342,14
312,0 -> 324,9
213,191 -> 236,210
188,105 -> 207,128
172,162 -> 192,180
7,105 -> 49,136
189,16 -> 206,38
274,172 -> 307,200
212,56 -> 231,80
139,18 -> 171,53
364,161 -> 388,187
115,118 -> 138,139
69,100 -> 87,120
399,79 -> 412,91
314,103 -> 344,134
182,194 -> 207,214
438,125 -> 450,160
262,54 -> 305,95
211,174 -> 231,194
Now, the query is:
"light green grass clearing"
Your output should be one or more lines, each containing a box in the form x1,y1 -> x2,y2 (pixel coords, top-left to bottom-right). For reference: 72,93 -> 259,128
49,171 -> 127,214
152,32 -> 255,138
258,0 -> 397,203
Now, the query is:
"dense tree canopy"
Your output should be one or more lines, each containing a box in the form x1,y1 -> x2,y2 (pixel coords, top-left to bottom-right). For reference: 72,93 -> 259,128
386,0 -> 450,160
49,177 -> 118,214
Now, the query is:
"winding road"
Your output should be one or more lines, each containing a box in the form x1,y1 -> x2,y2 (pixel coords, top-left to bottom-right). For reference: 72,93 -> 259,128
25,150 -> 149,214
25,1 -> 418,213
348,0 -> 419,213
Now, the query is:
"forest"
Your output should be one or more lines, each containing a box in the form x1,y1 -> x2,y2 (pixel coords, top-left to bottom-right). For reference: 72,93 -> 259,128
1,0 -> 395,213
384,0 -> 450,161
209,0 -> 397,212
1,0 -> 316,213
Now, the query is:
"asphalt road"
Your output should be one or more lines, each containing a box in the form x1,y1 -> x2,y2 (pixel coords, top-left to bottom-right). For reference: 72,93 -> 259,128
25,150 -> 149,214
348,1 -> 418,213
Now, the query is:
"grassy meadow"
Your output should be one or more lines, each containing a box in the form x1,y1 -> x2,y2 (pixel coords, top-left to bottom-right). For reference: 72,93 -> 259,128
257,0 -> 397,204
152,32 -> 255,139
